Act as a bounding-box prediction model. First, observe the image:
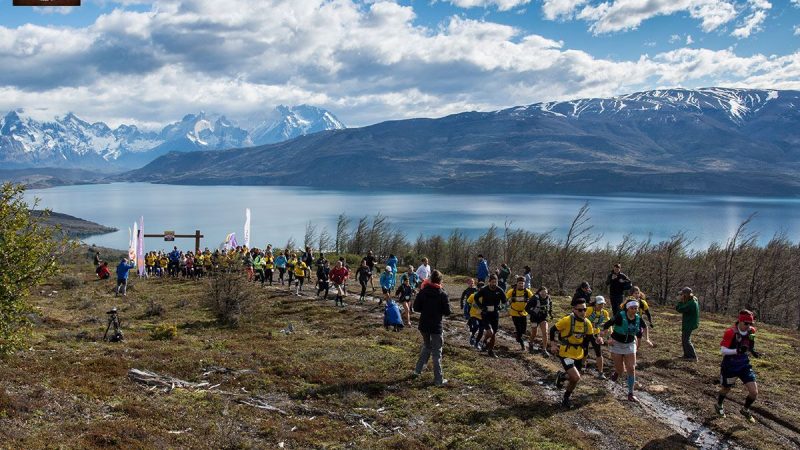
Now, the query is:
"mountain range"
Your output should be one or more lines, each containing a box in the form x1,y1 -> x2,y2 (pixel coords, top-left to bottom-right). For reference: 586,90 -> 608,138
0,105 -> 345,170
123,88 -> 800,196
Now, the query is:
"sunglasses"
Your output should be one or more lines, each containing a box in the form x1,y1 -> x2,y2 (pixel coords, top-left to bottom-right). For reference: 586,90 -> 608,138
574,308 -> 587,312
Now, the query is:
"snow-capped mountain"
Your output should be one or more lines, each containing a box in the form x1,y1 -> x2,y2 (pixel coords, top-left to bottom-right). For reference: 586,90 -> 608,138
0,106 -> 345,169
250,105 -> 345,145
525,87 -> 782,124
126,87 -> 800,196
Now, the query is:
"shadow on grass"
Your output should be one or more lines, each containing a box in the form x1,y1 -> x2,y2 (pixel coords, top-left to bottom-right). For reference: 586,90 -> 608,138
462,400 -> 560,423
177,319 -> 220,330
293,378 -> 408,400
640,433 -> 693,449
637,358 -> 677,370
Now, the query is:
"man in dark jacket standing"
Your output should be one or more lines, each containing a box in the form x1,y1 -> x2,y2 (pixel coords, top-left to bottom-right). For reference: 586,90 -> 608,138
676,286 -> 700,361
412,270 -> 451,386
605,263 -> 630,316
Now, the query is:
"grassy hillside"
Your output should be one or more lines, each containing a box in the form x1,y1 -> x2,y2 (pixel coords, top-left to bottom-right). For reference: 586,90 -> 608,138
1,257 -> 799,449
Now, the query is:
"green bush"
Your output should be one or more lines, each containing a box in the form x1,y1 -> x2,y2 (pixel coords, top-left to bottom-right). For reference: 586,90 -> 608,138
150,323 -> 177,341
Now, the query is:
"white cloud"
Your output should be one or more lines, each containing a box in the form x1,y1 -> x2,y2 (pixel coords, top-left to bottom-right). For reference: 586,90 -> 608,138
0,0 -> 798,128
541,0 -> 587,20
446,0 -> 531,11
731,1 -> 771,39
795,25 -> 800,36
575,1 -> 738,34
669,34 -> 681,43
686,34 -> 694,45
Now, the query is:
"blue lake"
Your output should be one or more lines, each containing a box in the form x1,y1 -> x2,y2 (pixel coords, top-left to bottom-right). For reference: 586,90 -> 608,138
25,182 -> 800,252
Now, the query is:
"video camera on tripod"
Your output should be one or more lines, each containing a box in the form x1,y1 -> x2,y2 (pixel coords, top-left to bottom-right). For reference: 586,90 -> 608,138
103,307 -> 123,342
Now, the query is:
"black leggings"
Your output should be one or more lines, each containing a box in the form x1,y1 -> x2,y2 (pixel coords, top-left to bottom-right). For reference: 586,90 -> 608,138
583,336 -> 602,358
265,269 -> 273,285
317,281 -> 329,297
295,276 -> 304,289
359,279 -> 368,297
512,316 -> 527,343
288,270 -> 294,284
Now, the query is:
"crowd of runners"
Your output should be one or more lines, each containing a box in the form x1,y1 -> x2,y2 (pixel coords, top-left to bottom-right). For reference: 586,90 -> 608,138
95,246 -> 762,419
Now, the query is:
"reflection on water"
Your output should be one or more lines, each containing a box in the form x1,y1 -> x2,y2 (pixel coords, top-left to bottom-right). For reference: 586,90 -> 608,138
25,183 -> 800,252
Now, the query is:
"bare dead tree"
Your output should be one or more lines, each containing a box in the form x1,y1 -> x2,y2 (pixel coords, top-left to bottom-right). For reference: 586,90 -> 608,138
303,221 -> 318,250
553,203 -> 601,295
721,213 -> 758,313
335,213 -> 350,254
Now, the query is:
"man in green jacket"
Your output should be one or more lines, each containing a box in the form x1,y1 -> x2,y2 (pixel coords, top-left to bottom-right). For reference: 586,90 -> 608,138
676,286 -> 700,361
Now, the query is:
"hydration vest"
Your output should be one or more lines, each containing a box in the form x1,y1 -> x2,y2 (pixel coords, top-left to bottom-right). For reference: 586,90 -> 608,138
613,312 -> 641,340
560,314 -> 591,349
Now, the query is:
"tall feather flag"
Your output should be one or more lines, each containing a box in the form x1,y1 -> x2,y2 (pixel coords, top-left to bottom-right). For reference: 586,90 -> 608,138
222,232 -> 238,251
244,208 -> 251,249
137,216 -> 145,277
130,221 -> 138,263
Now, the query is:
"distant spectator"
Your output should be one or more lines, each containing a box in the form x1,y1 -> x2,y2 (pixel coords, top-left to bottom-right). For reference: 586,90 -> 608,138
676,287 -> 700,361
96,261 -> 110,280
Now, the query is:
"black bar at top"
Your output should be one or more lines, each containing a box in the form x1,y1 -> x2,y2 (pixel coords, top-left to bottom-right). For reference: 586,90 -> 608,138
14,1 -> 81,6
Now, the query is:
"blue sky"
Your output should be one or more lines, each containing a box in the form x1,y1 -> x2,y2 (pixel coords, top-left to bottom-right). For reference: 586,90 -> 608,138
0,0 -> 798,128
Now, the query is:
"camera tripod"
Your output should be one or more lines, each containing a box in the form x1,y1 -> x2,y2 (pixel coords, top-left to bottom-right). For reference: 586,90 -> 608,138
103,308 -> 123,342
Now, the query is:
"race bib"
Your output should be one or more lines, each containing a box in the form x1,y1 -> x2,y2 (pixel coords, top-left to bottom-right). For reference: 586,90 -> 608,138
486,306 -> 495,312
564,358 -> 574,365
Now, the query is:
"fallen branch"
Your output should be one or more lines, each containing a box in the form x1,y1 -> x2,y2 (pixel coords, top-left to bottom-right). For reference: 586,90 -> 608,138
128,368 -> 209,392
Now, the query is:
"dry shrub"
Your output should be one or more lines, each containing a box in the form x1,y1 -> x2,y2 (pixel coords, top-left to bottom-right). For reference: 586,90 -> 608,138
61,274 -> 83,289
206,270 -> 254,327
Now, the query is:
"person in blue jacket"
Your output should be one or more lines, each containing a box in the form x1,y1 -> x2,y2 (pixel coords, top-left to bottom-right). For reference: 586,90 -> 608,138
477,254 -> 489,283
168,246 -> 181,277
379,265 -> 396,305
387,254 -> 399,283
115,257 -> 136,297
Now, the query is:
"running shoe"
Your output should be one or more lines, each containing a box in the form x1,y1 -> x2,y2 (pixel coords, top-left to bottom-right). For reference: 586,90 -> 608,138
715,403 -> 725,417
561,396 -> 572,409
610,372 -> 619,382
470,336 -> 476,346
542,349 -> 551,358
519,341 -> 526,351
740,408 -> 756,423
488,350 -> 498,358
627,393 -> 639,403
596,373 -> 607,380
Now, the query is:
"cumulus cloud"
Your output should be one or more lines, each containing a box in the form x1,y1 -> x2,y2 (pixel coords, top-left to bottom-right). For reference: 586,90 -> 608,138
795,25 -> 800,36
539,1 -> 745,35
686,35 -> 694,45
0,0 -> 797,128
731,1 -> 771,39
541,0 -> 587,20
446,0 -> 531,10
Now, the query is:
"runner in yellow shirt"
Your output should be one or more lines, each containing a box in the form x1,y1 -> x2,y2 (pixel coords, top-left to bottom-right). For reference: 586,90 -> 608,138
585,296 -> 611,379
506,276 -> 533,351
549,299 -> 602,408
293,259 -> 308,295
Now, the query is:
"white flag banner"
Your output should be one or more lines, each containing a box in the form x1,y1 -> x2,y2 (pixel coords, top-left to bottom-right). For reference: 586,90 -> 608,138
137,216 -> 145,277
244,208 -> 251,248
130,222 -> 138,262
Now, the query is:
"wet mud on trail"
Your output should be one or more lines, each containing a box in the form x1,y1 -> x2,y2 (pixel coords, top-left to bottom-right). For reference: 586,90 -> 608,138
480,324 -> 742,450
268,285 -> 798,449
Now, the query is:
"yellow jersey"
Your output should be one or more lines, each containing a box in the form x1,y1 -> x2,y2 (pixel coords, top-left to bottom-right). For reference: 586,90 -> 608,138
553,314 -> 594,360
620,295 -> 650,313
505,288 -> 532,317
585,306 -> 610,336
467,293 -> 482,320
264,256 -> 274,269
293,261 -> 308,277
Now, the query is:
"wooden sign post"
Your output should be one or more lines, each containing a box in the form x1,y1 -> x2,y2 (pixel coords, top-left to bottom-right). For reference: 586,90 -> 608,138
143,230 -> 204,254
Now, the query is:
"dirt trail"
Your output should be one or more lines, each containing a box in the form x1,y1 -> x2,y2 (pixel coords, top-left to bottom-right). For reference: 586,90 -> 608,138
268,286 -> 769,449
